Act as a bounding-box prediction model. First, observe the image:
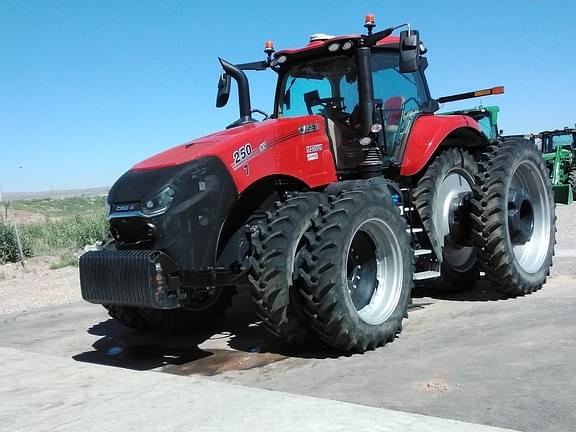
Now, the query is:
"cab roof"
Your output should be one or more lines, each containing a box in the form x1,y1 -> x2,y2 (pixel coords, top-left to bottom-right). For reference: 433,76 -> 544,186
274,34 -> 400,64
274,34 -> 400,58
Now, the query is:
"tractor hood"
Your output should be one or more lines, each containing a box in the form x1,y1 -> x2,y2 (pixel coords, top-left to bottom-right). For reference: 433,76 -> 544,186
110,114 -> 335,206
132,117 -> 308,172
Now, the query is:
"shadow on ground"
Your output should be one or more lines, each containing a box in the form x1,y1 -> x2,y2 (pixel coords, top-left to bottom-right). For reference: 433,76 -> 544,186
412,279 -> 506,302
72,288 -> 342,375
73,279 -> 506,375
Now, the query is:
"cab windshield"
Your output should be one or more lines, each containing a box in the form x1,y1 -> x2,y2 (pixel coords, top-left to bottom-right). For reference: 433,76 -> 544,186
542,133 -> 575,153
277,56 -> 358,119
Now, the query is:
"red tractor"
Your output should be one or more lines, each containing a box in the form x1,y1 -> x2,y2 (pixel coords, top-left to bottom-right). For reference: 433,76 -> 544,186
80,16 -> 556,352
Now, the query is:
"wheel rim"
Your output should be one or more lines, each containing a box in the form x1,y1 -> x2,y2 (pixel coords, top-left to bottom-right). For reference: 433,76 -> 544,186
346,218 -> 404,325
508,160 -> 551,273
435,169 -> 476,272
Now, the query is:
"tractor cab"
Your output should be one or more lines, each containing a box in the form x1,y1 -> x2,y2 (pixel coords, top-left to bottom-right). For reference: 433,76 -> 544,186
535,127 -> 576,204
217,16 -> 434,175
216,15 -> 505,178
273,34 -> 434,171
539,128 -> 576,154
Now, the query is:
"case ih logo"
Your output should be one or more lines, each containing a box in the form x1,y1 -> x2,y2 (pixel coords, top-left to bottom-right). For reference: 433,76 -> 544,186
115,203 -> 138,212
299,123 -> 319,134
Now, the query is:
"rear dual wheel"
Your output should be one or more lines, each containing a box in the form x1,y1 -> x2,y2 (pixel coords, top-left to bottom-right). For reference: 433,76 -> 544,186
569,167 -> 576,195
413,148 -> 480,292
472,139 -> 556,296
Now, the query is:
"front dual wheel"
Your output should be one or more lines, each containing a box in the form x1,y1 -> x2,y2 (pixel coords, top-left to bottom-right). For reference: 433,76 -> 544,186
298,189 -> 413,352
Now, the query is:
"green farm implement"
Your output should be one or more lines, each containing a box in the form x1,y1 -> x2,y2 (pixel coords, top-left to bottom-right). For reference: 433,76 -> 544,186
443,105 -> 501,141
535,128 -> 576,204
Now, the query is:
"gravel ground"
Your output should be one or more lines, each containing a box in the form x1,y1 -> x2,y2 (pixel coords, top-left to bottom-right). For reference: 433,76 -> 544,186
555,203 -> 576,249
0,256 -> 81,315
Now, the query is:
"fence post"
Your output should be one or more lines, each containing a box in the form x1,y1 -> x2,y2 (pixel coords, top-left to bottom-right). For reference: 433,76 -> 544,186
6,202 -> 26,270
13,221 -> 26,269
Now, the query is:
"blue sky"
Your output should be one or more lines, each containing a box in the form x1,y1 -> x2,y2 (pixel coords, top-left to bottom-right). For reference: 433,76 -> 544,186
1,0 -> 574,192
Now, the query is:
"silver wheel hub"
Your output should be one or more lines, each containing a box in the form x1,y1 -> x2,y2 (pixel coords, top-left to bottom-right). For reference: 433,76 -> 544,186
346,218 -> 403,325
435,169 -> 476,272
508,160 -> 551,273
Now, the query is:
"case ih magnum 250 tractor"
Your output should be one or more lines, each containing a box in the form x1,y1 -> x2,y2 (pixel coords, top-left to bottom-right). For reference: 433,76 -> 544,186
80,17 -> 556,352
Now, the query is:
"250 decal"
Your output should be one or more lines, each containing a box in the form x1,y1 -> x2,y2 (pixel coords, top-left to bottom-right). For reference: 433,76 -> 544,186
232,143 -> 253,167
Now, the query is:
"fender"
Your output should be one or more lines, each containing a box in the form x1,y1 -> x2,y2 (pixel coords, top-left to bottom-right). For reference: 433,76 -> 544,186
400,114 -> 483,176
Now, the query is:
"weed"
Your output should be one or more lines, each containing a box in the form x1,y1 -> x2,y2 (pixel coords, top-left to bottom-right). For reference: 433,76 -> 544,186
50,254 -> 79,270
22,212 -> 108,256
0,221 -> 32,264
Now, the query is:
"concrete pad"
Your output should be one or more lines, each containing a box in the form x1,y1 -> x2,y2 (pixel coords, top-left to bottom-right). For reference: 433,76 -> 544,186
0,347 -> 518,432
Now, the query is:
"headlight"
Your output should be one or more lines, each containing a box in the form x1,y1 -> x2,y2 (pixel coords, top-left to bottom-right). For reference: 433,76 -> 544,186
141,186 -> 176,217
327,42 -> 341,52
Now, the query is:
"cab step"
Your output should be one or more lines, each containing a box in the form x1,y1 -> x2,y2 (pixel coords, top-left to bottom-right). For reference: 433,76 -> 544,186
413,270 -> 441,281
414,249 -> 432,257
407,227 -> 423,233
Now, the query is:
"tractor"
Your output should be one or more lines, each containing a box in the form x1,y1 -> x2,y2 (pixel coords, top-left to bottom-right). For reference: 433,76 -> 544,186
442,105 -> 500,141
533,127 -> 575,204
80,16 -> 556,352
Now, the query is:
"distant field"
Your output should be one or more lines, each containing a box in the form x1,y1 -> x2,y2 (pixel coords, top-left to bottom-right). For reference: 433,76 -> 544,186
8,196 -> 108,221
1,186 -> 109,202
0,196 -> 108,265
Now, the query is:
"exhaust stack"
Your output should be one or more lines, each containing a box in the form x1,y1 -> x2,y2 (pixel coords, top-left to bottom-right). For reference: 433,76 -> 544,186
218,58 -> 256,128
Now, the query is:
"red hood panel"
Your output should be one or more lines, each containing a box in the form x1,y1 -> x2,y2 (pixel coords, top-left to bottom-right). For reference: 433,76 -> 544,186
131,115 -> 337,193
132,122 -> 262,170
133,117 -> 325,171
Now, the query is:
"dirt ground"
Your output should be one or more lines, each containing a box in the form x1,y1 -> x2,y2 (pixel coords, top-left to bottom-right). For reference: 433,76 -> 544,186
0,256 -> 81,315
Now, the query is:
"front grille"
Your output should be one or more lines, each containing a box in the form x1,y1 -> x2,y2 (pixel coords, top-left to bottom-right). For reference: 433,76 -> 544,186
79,249 -> 181,309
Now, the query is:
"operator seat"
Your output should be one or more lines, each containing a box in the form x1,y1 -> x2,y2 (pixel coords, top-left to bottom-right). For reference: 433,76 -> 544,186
323,106 -> 362,170
383,96 -> 405,149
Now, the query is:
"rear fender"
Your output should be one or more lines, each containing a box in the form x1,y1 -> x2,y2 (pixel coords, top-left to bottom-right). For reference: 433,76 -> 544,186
400,114 -> 485,176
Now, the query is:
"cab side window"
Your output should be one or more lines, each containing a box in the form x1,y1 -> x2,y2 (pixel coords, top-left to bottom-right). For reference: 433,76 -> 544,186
281,77 -> 332,116
371,51 -> 429,115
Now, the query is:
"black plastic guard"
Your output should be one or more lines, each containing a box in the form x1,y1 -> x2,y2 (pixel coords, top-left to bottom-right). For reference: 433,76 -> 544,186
80,249 -> 182,309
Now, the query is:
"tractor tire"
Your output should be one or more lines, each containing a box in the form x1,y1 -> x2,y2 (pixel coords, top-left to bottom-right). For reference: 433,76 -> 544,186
299,189 -> 413,352
104,305 -> 150,330
569,167 -> 576,195
139,286 -> 237,333
471,139 -> 556,296
413,147 -> 480,292
248,192 -> 324,346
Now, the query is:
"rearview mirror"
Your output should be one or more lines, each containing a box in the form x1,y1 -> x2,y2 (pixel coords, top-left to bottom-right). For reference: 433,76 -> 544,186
216,72 -> 231,108
283,89 -> 291,110
304,90 -> 320,115
399,30 -> 420,73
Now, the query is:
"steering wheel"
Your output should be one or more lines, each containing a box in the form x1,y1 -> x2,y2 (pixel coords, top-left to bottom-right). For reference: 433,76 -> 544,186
304,90 -> 345,115
400,97 -> 422,112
